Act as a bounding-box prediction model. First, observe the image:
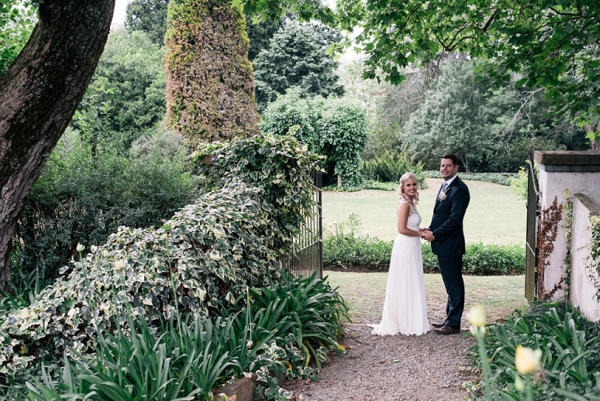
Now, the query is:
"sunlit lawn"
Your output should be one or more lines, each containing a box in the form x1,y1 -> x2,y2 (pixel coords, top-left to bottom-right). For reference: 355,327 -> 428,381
322,178 -> 529,324
322,178 -> 526,245
326,271 -> 528,327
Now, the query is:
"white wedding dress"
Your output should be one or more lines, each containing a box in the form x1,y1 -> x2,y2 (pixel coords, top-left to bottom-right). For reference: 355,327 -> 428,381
371,202 -> 430,336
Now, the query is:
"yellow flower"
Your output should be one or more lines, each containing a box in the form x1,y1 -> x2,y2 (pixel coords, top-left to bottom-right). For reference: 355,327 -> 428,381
467,304 -> 486,328
515,345 -> 542,374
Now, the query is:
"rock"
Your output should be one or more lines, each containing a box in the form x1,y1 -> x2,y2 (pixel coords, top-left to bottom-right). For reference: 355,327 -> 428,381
214,378 -> 254,401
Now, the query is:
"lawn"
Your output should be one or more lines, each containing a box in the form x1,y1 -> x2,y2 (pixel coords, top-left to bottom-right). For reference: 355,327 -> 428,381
325,271 -> 528,327
321,178 -> 529,325
322,178 -> 526,245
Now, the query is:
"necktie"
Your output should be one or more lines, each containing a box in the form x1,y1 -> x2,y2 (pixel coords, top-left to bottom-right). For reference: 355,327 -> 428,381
441,182 -> 448,192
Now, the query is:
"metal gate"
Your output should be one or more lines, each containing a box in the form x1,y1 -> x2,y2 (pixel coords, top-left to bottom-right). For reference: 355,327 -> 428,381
284,168 -> 323,279
525,159 -> 539,301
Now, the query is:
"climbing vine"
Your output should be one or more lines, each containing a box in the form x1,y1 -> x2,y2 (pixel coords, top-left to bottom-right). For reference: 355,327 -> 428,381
536,197 -> 564,301
165,0 -> 259,146
562,190 -> 573,298
590,215 -> 600,301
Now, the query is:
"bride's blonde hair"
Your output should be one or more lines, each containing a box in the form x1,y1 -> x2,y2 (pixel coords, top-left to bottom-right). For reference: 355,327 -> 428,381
398,172 -> 419,204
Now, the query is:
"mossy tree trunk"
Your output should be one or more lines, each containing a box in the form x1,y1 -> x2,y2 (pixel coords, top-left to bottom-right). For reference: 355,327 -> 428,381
0,0 -> 114,286
165,0 -> 259,147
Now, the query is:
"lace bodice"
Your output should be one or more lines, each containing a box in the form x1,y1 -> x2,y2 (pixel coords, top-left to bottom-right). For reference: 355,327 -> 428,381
398,199 -> 421,231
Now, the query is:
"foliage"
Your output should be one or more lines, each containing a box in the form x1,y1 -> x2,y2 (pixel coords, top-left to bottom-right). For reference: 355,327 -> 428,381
245,13 -> 284,61
589,216 -> 600,303
0,0 -> 36,78
361,123 -> 404,161
261,91 -> 368,186
425,170 -> 514,186
509,163 -> 539,201
190,133 -> 322,247
400,59 -> 585,173
165,0 -> 259,145
6,271 -> 347,401
125,0 -> 170,45
335,0 -> 600,142
70,29 -> 167,153
362,148 -> 426,185
401,60 -> 491,172
253,22 -> 344,110
323,214 -> 393,271
323,214 -> 525,275
0,134 -> 320,377
472,302 -> 600,400
12,128 -> 197,283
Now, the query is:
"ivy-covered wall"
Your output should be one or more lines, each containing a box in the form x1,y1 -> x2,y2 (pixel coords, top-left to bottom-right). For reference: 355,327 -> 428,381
165,0 -> 259,145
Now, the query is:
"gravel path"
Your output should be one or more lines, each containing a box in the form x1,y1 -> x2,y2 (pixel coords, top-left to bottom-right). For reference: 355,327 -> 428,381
283,323 -> 476,401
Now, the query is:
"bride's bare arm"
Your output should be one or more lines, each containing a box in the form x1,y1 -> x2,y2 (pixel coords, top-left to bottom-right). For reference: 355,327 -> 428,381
397,202 -> 420,237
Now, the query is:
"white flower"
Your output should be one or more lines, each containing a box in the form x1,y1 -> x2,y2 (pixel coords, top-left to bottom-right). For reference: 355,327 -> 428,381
515,345 -> 542,374
90,245 -> 98,253
76,243 -> 85,252
247,340 -> 254,348
114,260 -> 125,271
467,305 -> 486,328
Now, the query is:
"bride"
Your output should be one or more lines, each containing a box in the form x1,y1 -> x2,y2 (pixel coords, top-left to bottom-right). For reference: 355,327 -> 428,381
371,172 -> 430,336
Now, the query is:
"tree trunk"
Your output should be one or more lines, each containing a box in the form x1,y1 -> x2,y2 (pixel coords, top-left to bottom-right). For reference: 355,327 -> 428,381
0,0 -> 114,286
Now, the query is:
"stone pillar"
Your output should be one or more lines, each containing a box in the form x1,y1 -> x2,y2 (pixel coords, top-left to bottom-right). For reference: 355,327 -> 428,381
534,151 -> 600,300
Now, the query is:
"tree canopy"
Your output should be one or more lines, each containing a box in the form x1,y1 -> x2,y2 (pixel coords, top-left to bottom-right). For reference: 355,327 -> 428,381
238,0 -> 600,143
124,0 -> 169,45
72,29 -> 167,153
253,22 -> 344,110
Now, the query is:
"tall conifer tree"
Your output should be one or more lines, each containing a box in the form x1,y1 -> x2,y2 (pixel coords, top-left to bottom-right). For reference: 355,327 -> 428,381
165,0 -> 259,146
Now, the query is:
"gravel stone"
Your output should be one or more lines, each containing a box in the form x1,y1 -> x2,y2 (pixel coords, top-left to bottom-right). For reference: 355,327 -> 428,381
283,323 -> 477,401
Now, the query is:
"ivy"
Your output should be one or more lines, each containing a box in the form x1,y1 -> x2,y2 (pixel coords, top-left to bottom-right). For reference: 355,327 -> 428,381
590,215 -> 600,302
0,133 -> 320,377
165,0 -> 259,145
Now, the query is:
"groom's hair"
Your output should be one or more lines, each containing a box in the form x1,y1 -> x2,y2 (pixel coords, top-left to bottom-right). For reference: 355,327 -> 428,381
441,153 -> 459,167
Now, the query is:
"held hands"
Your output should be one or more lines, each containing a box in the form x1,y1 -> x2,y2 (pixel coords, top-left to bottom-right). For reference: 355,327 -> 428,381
419,228 -> 435,242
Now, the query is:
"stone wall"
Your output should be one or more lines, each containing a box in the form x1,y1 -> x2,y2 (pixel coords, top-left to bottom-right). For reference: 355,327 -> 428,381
570,194 -> 600,321
535,151 -> 600,306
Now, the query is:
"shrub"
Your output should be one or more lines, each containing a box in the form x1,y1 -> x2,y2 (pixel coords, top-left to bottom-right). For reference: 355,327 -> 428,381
471,302 -> 600,400
260,91 -> 368,187
362,148 -> 426,187
12,271 -> 347,401
425,170 -> 514,186
12,128 -> 198,283
0,134 -> 321,378
323,215 -> 525,274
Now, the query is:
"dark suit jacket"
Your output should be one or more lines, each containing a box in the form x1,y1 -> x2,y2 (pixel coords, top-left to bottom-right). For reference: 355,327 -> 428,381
430,176 -> 470,256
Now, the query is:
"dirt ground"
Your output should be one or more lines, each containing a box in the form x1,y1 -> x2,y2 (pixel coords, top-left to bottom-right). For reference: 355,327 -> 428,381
283,323 -> 477,401
282,278 -> 483,401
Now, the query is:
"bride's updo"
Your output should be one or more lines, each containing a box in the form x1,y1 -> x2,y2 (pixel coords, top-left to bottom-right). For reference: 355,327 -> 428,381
398,172 -> 419,204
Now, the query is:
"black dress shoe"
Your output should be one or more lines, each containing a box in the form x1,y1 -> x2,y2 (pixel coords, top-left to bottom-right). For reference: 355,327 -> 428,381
434,325 -> 461,335
431,322 -> 445,328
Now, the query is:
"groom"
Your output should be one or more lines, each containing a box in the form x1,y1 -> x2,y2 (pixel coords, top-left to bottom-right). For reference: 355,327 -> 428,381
421,154 -> 470,335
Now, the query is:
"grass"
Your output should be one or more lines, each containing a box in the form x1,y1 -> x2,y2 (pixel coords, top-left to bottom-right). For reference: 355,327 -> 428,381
322,178 -> 526,245
325,271 -> 528,327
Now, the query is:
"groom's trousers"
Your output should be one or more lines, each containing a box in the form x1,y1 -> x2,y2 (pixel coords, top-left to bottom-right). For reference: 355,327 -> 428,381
438,255 -> 465,329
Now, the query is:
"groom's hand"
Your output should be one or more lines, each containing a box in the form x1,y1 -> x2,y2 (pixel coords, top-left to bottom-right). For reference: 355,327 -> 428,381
422,230 -> 435,242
